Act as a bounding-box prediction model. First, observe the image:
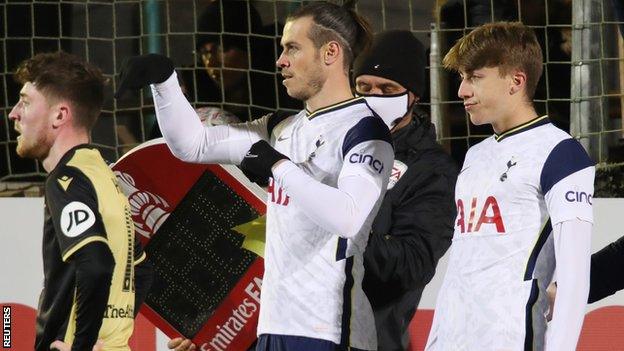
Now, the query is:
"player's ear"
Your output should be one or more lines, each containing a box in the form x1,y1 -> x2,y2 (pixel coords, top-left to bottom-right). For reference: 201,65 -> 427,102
323,41 -> 341,66
510,70 -> 527,95
51,101 -> 71,129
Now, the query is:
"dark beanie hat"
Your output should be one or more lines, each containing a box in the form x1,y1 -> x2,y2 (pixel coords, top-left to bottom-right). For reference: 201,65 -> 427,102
353,30 -> 427,97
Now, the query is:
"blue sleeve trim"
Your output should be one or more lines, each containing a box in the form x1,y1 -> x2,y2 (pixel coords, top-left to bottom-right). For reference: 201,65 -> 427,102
540,138 -> 594,194
341,116 -> 393,158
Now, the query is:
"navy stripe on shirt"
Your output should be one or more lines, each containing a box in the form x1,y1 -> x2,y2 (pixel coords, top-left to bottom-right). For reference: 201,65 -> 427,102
524,279 -> 540,351
341,116 -> 392,158
523,220 -> 552,281
339,256 -> 355,350
540,138 -> 593,194
336,237 -> 348,261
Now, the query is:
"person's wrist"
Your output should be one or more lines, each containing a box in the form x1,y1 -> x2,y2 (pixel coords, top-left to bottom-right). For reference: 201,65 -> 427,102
151,71 -> 177,92
271,159 -> 289,172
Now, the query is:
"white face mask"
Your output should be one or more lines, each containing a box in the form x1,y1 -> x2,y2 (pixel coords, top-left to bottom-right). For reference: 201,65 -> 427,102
360,92 -> 410,129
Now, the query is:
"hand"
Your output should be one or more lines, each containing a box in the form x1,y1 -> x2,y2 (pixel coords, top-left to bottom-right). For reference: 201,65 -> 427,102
240,140 -> 289,185
115,54 -> 175,98
546,282 -> 557,321
50,339 -> 104,351
167,337 -> 196,351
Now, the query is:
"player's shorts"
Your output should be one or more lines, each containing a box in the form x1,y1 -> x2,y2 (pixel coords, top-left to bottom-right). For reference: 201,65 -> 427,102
256,334 -> 369,351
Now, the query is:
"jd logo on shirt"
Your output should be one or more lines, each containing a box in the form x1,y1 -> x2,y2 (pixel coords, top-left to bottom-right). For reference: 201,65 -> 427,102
61,201 -> 96,237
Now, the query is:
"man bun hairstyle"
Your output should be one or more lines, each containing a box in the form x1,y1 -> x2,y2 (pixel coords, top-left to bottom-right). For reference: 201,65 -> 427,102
288,0 -> 373,72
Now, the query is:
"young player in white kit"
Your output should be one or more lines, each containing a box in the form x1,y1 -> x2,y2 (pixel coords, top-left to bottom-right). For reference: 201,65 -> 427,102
115,2 -> 393,351
425,22 -> 594,351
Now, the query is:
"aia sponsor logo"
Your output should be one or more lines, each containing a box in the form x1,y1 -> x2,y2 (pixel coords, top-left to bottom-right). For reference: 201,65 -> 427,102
565,190 -> 593,204
268,178 -> 289,206
456,196 -> 506,233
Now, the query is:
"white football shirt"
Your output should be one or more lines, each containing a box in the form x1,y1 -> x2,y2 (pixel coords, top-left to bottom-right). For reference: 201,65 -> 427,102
151,74 -> 394,350
426,116 -> 594,350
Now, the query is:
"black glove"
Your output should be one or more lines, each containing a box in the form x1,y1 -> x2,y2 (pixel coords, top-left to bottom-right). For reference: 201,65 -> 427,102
114,54 -> 175,98
240,140 -> 289,186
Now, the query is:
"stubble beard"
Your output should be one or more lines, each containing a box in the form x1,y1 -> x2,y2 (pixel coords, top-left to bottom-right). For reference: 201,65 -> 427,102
289,58 -> 325,102
16,133 -> 50,161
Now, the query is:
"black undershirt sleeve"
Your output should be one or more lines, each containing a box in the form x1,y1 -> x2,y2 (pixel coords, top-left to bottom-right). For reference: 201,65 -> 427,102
133,259 -> 154,317
589,235 -> 624,303
132,235 -> 153,316
69,241 -> 115,351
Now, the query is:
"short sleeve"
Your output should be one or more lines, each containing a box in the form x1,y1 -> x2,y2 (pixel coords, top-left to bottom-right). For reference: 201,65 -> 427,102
340,116 -> 394,187
46,166 -> 108,261
540,138 -> 595,225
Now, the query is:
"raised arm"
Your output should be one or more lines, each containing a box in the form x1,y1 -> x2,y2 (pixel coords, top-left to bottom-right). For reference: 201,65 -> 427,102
150,72 -> 269,164
115,54 -> 268,165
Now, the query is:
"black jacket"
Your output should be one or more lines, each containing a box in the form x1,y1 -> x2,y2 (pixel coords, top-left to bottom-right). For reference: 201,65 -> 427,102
589,235 -> 624,303
363,118 -> 457,350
